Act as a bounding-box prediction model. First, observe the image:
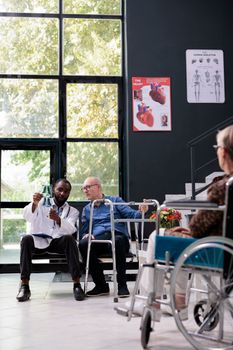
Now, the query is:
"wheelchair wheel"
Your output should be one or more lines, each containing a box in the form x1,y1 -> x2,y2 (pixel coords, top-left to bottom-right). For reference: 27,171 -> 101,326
194,299 -> 219,331
141,309 -> 152,349
170,236 -> 233,350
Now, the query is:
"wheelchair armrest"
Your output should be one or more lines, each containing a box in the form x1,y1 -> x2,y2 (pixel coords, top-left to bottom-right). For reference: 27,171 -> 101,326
164,199 -> 221,210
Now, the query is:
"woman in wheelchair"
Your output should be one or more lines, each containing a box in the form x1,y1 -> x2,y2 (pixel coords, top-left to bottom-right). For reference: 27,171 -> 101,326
170,124 -> 233,239
139,124 -> 233,316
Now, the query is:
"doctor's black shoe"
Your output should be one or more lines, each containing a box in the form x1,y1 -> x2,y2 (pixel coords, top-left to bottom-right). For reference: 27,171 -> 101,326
73,283 -> 85,301
16,284 -> 31,302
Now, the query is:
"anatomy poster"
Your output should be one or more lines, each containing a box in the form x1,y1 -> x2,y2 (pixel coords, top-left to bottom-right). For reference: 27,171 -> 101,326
132,77 -> 171,131
186,49 -> 225,103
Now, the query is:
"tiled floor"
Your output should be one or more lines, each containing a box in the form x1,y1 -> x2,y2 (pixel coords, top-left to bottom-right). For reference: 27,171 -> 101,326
0,273 -> 193,350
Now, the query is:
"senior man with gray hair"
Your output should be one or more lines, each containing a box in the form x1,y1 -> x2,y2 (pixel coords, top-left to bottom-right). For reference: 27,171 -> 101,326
79,176 -> 148,298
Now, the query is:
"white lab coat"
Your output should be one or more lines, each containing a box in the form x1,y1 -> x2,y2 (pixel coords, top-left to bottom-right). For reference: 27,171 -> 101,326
23,198 -> 79,249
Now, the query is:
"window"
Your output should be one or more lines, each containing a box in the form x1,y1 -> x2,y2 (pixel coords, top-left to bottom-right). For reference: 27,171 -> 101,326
67,142 -> 119,201
0,0 -> 123,250
66,83 -> 118,138
0,79 -> 58,138
63,19 -> 121,76
1,150 -> 50,201
0,17 -> 59,75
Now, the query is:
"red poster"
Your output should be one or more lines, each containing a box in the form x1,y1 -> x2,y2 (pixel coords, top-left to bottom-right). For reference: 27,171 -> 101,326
132,77 -> 171,131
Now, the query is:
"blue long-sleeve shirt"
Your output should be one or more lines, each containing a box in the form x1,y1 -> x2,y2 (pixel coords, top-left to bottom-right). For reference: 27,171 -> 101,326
80,195 -> 142,239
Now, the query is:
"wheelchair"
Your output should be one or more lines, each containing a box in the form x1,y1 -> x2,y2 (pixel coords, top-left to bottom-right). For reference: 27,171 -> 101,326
116,176 -> 233,350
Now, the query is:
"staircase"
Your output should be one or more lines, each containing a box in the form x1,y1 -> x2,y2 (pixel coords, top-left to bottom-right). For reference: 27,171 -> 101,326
188,115 -> 233,200
165,171 -> 224,227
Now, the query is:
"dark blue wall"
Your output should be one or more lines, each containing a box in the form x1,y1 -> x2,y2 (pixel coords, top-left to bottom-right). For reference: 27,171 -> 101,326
124,0 -> 233,202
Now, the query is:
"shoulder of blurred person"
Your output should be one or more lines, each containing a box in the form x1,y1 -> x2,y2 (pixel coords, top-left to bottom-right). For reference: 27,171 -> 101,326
207,174 -> 229,205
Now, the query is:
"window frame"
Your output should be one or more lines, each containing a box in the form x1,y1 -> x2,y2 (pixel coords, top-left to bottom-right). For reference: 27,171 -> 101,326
0,1 -> 125,212
0,140 -> 60,208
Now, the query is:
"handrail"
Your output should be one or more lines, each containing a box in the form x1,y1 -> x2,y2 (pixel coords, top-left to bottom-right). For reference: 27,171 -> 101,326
188,115 -> 233,199
192,182 -> 210,197
188,115 -> 233,146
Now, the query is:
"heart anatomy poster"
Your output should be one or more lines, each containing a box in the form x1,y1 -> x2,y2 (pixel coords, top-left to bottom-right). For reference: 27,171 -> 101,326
186,49 -> 225,103
132,77 -> 171,131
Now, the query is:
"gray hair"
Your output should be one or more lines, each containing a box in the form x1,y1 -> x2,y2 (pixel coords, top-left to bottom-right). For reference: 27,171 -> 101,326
217,125 -> 233,161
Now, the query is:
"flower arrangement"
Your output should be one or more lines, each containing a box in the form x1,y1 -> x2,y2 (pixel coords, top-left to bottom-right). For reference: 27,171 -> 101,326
149,207 -> 182,229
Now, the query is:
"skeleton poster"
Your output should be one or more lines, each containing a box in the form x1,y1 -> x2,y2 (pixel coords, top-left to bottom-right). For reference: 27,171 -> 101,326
186,49 -> 225,103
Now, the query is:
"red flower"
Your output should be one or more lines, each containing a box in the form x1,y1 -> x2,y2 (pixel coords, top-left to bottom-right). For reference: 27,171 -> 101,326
149,207 -> 182,228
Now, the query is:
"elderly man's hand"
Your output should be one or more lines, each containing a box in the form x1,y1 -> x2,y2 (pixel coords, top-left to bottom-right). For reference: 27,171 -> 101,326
138,203 -> 148,213
82,233 -> 95,240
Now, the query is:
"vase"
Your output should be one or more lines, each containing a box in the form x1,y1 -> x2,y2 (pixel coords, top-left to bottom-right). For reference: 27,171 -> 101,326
161,220 -> 180,229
